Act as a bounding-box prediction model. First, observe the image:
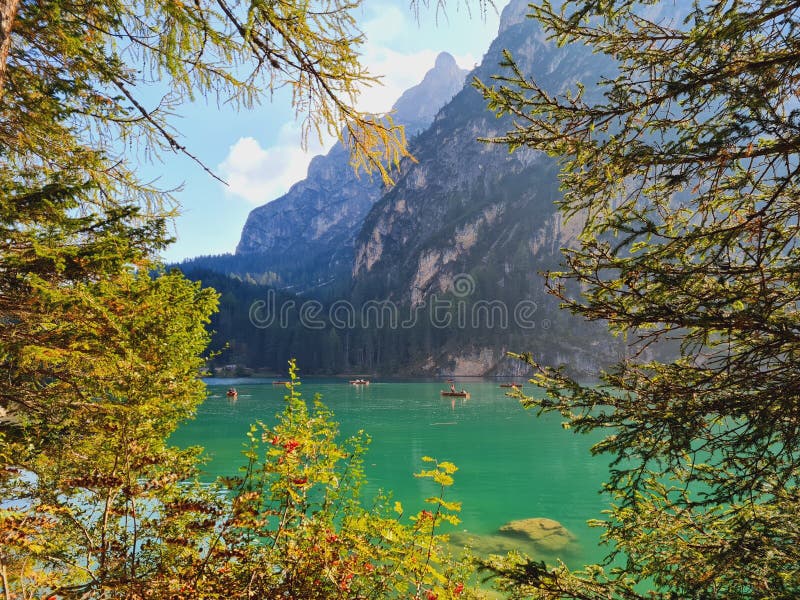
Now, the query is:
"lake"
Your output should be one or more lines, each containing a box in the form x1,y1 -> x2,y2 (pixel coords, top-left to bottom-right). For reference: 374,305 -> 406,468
171,378 -> 612,569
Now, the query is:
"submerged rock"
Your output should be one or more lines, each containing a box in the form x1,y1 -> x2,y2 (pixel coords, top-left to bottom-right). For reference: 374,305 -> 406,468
498,517 -> 577,553
449,517 -> 580,559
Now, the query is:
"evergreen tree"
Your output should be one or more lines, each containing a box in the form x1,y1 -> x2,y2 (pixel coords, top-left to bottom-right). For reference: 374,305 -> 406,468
0,263 -> 219,596
478,1 -> 800,597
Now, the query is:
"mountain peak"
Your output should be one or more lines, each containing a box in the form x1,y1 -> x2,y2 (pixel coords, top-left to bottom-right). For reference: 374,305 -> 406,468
234,48 -> 469,260
434,51 -> 457,70
391,53 -> 468,134
498,0 -> 532,34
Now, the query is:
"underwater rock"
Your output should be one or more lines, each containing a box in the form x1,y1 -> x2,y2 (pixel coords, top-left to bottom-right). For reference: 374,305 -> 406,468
498,517 -> 577,553
449,517 -> 580,559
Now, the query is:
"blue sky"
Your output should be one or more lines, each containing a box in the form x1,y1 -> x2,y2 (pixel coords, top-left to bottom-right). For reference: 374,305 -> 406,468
157,0 -> 508,262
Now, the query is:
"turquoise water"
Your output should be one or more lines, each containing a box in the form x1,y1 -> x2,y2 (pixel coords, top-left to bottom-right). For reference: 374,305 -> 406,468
171,379 -> 611,568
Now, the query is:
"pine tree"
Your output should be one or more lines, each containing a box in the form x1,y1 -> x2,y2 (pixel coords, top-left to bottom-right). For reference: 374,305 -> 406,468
478,1 -> 800,597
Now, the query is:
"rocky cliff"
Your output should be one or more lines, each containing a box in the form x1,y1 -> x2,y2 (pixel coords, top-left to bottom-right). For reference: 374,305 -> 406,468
233,53 -> 468,292
349,0 -> 618,374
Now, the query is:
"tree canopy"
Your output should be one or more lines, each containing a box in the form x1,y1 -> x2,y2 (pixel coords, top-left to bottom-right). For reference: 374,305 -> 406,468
478,0 -> 800,597
0,0 -> 420,217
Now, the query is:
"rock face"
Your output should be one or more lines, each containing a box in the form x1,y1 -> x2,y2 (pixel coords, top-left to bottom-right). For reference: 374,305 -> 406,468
349,0 -> 617,374
392,52 -> 467,134
233,53 -> 468,290
353,1 -> 601,291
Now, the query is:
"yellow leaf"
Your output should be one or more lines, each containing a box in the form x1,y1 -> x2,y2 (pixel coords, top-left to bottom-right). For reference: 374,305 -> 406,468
438,461 -> 458,474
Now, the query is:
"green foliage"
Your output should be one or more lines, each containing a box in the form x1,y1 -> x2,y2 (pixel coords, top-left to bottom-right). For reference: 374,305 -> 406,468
0,263 -> 220,596
0,0 -> 502,596
0,50 -> 225,594
476,1 -> 800,598
181,245 -> 609,378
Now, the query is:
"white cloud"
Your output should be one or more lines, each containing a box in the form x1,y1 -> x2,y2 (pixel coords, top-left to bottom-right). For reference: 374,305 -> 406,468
362,5 -> 408,44
218,125 -> 334,204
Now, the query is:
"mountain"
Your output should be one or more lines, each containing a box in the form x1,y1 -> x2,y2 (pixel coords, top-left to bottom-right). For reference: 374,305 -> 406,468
347,0 -> 618,374
353,1 -> 603,296
183,0 -> 623,377
228,52 -> 468,293
390,52 -> 472,134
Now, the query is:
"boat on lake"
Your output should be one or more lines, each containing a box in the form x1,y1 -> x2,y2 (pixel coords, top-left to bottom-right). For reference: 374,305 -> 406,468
226,388 -> 238,399
272,380 -> 291,385
349,379 -> 370,385
499,383 -> 523,388
441,390 -> 470,399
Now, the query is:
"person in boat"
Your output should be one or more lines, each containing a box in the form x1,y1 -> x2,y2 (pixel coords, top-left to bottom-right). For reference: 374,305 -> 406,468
450,383 -> 456,393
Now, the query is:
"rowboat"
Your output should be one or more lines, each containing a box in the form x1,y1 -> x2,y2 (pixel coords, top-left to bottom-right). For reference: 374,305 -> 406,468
349,379 -> 370,385
441,391 -> 470,399
499,383 -> 523,388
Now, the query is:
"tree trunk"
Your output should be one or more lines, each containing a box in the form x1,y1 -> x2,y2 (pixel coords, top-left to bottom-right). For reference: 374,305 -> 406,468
0,0 -> 21,96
